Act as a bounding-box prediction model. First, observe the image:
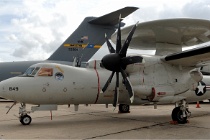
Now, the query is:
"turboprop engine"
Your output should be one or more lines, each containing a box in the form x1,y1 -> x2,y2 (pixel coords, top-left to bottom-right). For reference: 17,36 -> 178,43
125,55 -> 204,104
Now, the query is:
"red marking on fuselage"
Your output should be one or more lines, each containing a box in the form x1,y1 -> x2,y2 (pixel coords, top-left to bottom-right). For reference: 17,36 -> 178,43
157,92 -> 166,95
94,60 -> 100,104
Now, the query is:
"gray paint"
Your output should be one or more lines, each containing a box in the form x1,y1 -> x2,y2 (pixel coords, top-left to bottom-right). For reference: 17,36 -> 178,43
0,7 -> 138,82
48,7 -> 138,62
47,17 -> 116,62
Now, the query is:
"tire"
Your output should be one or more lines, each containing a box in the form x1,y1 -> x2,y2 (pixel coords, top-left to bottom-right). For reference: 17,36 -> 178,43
20,115 -> 32,125
119,104 -> 130,113
171,107 -> 187,124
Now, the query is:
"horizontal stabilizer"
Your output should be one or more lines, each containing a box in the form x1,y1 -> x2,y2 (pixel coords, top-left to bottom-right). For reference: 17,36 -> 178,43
89,7 -> 138,26
163,44 -> 210,67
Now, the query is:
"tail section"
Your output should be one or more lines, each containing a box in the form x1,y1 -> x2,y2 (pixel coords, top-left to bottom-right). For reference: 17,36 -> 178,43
47,7 -> 138,63
89,6 -> 138,26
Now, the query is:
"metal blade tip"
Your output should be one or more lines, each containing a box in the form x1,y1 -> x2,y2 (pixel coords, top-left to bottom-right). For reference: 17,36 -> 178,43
130,95 -> 134,103
135,21 -> 139,26
119,14 -> 121,20
113,107 -> 117,111
100,90 -> 104,94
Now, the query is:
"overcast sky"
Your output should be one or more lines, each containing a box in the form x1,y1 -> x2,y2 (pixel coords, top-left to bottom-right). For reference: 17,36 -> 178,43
1,0 -> 210,62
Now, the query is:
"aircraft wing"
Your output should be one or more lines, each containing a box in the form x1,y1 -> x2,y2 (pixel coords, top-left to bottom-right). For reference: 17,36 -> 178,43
163,44 -> 210,67
111,18 -> 210,55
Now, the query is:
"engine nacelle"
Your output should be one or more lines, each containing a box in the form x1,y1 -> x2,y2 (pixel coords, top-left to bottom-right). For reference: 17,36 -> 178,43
133,85 -> 176,102
190,69 -> 203,82
133,85 -> 152,96
147,86 -> 175,102
133,85 -> 186,103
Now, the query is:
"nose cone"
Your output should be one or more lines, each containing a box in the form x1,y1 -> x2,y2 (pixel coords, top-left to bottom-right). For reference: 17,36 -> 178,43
0,77 -> 20,101
0,80 -> 8,99
101,53 -> 121,72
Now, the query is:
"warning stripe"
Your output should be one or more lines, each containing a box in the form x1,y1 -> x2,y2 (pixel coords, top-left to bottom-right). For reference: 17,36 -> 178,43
206,86 -> 210,90
63,44 -> 101,49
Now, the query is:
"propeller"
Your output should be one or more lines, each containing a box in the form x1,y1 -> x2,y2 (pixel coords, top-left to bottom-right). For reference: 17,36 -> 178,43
100,17 -> 139,107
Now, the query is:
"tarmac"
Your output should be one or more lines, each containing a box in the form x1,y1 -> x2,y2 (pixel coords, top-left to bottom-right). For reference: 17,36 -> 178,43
1,102 -> 210,139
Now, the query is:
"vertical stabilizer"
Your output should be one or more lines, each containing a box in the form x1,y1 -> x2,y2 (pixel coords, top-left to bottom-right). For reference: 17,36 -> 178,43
47,7 -> 138,62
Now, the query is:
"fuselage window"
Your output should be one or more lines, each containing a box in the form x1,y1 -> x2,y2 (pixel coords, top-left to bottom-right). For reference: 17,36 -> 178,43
38,68 -> 53,76
55,72 -> 64,80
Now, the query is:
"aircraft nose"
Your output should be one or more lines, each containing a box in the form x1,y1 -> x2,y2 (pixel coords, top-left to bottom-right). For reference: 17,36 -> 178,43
0,81 -> 7,99
0,77 -> 26,102
0,78 -> 19,100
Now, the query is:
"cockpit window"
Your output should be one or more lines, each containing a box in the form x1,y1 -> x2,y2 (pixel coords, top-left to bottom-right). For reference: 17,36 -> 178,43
23,67 -> 40,76
24,67 -> 35,75
38,68 -> 53,76
31,67 -> 40,75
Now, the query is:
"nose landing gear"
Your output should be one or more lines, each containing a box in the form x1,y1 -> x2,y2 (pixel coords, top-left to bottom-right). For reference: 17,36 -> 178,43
19,103 -> 32,125
20,114 -> 32,125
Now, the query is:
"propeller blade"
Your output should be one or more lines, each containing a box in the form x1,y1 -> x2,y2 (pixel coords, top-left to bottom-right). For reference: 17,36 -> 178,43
105,34 -> 115,53
120,68 -> 134,103
113,72 -> 119,107
102,21 -> 138,106
119,22 -> 138,57
100,71 -> 115,93
116,15 -> 122,53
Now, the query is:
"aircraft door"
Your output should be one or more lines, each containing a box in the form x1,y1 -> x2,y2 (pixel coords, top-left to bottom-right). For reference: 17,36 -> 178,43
37,67 -> 55,101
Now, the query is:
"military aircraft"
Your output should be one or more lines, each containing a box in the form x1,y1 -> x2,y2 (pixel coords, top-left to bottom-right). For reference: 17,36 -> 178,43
0,6 -> 137,100
2,17 -> 210,125
0,6 -> 138,82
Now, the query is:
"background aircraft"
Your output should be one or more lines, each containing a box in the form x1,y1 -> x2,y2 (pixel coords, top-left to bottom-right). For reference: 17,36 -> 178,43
1,17 -> 210,125
0,7 -> 138,82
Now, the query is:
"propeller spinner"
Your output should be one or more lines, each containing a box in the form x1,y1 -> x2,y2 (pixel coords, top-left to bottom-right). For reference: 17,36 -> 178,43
101,18 -> 139,107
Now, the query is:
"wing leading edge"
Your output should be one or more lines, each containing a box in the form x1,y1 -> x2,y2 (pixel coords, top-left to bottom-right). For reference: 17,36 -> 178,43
111,18 -> 210,55
163,44 -> 210,67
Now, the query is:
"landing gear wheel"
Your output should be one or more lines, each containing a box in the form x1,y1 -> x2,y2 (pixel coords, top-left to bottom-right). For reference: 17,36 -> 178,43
20,115 -> 32,125
119,104 -> 130,113
171,107 -> 187,124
